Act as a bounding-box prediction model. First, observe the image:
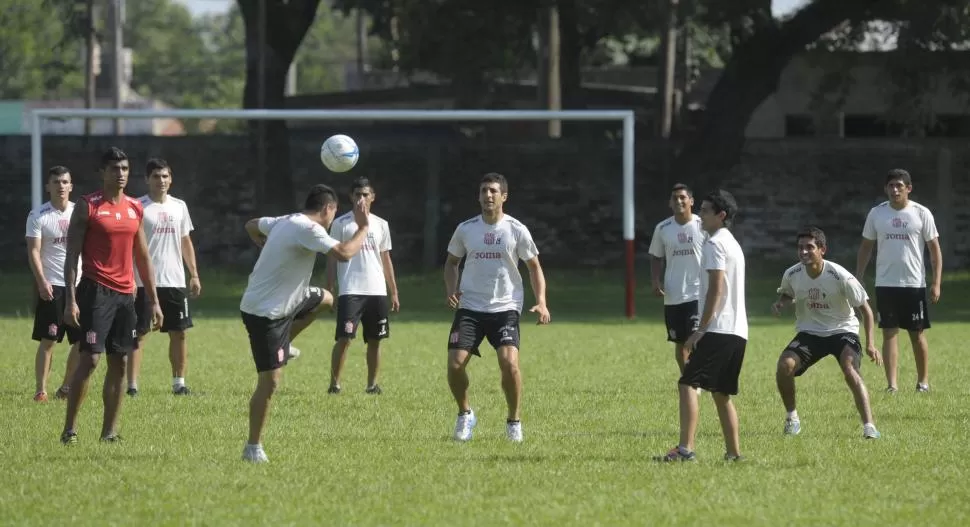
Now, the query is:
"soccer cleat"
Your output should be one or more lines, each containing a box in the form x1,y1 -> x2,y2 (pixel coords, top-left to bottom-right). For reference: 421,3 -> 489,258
885,386 -> 898,394
784,418 -> 802,436
33,391 -> 48,402
173,385 -> 191,396
653,446 -> 696,462
242,443 -> 269,463
327,385 -> 341,395
724,453 -> 744,462
365,385 -> 382,395
916,383 -> 929,393
863,424 -> 881,439
453,410 -> 477,442
100,433 -> 122,443
126,387 -> 139,397
60,431 -> 78,445
506,420 -> 523,443
54,386 -> 70,400
287,345 -> 301,361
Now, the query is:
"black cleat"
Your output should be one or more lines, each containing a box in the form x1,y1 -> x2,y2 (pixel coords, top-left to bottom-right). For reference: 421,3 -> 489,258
126,387 -> 139,397
365,385 -> 382,395
100,434 -> 122,443
61,431 -> 78,445
173,385 -> 191,396
327,385 -> 341,395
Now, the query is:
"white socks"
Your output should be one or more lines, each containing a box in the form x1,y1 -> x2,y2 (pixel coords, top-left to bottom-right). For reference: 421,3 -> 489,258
173,377 -> 185,388
787,410 -> 799,421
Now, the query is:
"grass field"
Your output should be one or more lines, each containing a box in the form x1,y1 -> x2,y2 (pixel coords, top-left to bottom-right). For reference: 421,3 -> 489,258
1,268 -> 969,526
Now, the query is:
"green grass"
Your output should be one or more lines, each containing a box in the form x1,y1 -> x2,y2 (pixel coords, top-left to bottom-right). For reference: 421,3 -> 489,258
1,269 -> 970,526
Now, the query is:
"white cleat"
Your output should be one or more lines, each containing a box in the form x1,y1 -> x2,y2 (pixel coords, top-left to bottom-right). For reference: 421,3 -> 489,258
506,421 -> 523,443
863,423 -> 881,439
453,410 -> 477,442
287,345 -> 301,361
242,443 -> 269,463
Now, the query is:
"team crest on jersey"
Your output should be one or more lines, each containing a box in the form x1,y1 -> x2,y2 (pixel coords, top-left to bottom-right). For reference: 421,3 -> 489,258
677,232 -> 692,244
484,232 -> 498,245
891,217 -> 908,228
115,212 -> 121,220
808,288 -> 821,301
127,208 -> 137,219
58,219 -> 70,233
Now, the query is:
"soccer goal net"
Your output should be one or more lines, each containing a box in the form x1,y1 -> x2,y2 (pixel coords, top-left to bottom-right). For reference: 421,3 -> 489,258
29,108 -> 637,317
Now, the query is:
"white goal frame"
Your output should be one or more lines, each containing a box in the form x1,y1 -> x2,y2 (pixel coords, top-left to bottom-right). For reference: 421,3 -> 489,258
29,108 -> 638,318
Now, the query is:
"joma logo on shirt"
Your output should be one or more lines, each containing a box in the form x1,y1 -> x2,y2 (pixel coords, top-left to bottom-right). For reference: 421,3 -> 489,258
885,233 -> 908,240
473,251 -> 502,259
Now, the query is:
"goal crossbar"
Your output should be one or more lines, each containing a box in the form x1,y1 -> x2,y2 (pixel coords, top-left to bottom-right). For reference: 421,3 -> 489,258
29,108 -> 638,318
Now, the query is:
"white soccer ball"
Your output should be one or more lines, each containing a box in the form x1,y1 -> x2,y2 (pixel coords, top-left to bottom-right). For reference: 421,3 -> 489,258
320,134 -> 360,173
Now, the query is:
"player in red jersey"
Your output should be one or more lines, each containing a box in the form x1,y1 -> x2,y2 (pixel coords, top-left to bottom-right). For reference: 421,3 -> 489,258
59,147 -> 164,445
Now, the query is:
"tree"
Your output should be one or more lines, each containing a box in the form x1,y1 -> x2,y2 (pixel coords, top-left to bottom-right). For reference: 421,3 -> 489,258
236,0 -> 323,213
0,0 -> 85,100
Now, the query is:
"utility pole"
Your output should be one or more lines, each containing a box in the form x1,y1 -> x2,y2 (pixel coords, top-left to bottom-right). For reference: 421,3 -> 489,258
82,0 -> 96,136
109,0 -> 124,135
537,2 -> 561,138
657,0 -> 679,139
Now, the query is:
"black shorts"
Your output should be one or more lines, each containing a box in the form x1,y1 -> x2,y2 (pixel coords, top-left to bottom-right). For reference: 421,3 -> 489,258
664,300 -> 700,343
31,285 -> 81,344
679,332 -> 747,395
136,287 -> 194,335
447,309 -> 520,356
875,287 -> 931,331
783,332 -> 862,376
241,287 -> 324,373
76,277 -> 137,355
335,294 -> 390,342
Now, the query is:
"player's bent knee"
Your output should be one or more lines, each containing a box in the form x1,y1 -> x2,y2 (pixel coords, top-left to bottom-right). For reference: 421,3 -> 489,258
776,354 -> 799,377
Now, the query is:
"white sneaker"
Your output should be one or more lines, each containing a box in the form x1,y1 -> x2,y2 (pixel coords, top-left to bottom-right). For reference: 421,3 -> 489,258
863,423 -> 881,439
287,346 -> 301,361
242,443 -> 269,463
453,410 -> 477,442
506,421 -> 523,442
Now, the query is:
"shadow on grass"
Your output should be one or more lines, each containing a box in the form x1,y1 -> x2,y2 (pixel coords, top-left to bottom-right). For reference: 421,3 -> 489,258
2,268 -> 968,325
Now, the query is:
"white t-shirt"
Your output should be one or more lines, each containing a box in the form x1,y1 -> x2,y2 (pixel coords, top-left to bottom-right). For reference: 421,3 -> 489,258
25,201 -> 78,287
240,213 -> 340,319
648,214 -> 705,305
329,211 -> 391,296
862,200 -> 939,287
135,195 -> 194,288
446,215 -> 539,313
778,260 -> 868,336
699,228 -> 747,340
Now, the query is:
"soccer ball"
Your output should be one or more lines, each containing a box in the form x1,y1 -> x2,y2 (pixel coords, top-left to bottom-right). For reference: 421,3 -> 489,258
320,134 -> 360,173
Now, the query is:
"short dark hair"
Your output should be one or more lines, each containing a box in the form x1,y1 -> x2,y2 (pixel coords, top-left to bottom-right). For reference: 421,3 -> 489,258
101,146 -> 128,168
796,225 -> 827,249
481,172 -> 508,194
47,165 -> 70,181
671,183 -> 692,196
703,189 -> 738,227
304,184 -> 339,211
886,168 -> 912,186
351,177 -> 373,193
146,157 -> 171,176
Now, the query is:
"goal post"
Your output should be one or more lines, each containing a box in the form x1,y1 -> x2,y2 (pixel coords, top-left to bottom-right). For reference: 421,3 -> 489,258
29,108 -> 637,318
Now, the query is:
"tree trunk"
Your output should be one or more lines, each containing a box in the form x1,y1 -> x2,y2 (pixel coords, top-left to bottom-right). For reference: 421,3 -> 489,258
556,0 -> 583,134
674,0 -> 890,188
238,0 -> 322,214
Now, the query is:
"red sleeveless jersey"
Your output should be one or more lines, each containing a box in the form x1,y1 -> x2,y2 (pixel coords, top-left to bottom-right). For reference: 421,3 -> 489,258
81,191 -> 144,293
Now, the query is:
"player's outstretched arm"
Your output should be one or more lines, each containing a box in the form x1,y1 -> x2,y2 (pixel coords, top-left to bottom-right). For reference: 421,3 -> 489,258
134,226 -> 164,330
382,250 -> 400,312
244,218 -> 268,247
855,300 -> 882,365
772,293 -> 793,316
181,234 -> 202,298
26,236 -> 52,301
525,257 -> 550,324
444,254 -> 462,309
63,198 -> 89,327
927,237 -> 943,303
855,238 -> 875,280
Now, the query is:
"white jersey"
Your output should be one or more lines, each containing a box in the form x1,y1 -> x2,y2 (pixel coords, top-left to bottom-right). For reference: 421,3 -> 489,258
135,195 -> 194,288
446,214 -> 539,313
330,211 -> 391,296
862,200 -> 939,287
24,201 -> 78,287
778,260 -> 868,336
699,228 -> 747,340
240,213 -> 339,319
648,214 -> 705,305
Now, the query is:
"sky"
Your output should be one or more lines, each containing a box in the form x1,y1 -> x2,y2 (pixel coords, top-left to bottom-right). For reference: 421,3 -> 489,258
176,0 -> 807,18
